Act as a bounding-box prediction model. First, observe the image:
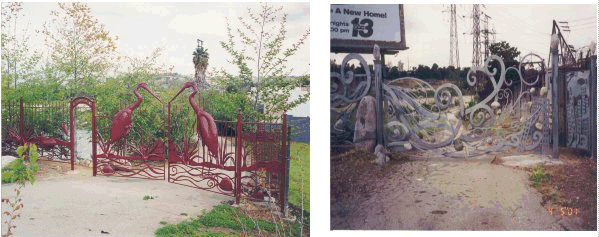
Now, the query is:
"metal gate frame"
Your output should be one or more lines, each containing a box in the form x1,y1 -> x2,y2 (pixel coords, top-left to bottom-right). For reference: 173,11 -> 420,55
84,82 -> 291,211
2,97 -> 74,168
165,83 -> 290,211
332,44 -> 554,160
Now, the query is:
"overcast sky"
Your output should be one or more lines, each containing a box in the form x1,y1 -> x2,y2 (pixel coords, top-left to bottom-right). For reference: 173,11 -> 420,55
13,2 -> 310,77
331,4 -> 597,70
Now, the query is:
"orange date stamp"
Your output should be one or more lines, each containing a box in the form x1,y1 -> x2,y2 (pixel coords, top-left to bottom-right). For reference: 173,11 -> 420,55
546,205 -> 580,218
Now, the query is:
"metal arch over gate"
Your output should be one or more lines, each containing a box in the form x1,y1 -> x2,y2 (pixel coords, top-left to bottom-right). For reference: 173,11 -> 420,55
332,44 -> 555,159
70,97 -> 97,175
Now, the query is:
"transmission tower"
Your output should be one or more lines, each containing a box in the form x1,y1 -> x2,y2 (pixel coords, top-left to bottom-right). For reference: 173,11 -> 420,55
481,13 -> 496,62
471,4 -> 481,67
449,4 -> 460,68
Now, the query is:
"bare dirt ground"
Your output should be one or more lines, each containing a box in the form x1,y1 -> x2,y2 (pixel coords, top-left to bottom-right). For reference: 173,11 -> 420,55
525,148 -> 597,230
330,149 -> 596,230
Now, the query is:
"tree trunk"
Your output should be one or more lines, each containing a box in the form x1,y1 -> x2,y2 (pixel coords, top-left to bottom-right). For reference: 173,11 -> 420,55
194,54 -> 208,89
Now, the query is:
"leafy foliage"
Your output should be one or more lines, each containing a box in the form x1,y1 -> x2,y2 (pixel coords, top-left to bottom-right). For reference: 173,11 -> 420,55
1,3 -> 43,94
40,2 -> 119,95
1,144 -> 39,184
1,144 -> 39,237
217,3 -> 310,121
489,41 -> 521,68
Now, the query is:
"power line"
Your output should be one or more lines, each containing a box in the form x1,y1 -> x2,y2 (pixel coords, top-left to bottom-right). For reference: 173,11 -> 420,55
568,16 -> 595,22
570,25 -> 597,30
569,21 -> 597,27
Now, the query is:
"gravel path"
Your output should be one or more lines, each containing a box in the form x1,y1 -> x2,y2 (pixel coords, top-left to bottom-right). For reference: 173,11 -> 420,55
1,167 -> 231,237
331,156 -> 566,230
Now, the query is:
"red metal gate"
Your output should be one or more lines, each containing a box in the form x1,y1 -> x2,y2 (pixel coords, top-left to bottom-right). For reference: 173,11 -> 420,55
2,97 -> 73,168
90,82 -> 290,210
93,83 -> 166,180
2,83 -> 290,210
166,82 -> 289,210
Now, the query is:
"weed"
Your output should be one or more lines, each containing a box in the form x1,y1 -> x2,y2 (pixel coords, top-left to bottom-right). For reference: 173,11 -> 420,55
159,220 -> 168,225
2,144 -> 39,237
143,195 -> 156,200
155,204 -> 302,237
530,166 -> 550,184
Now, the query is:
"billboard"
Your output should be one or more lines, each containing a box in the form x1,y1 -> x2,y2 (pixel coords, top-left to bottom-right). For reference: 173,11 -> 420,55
331,4 -> 407,53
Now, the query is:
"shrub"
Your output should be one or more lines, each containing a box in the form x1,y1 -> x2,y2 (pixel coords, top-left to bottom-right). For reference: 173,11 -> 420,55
1,144 -> 39,184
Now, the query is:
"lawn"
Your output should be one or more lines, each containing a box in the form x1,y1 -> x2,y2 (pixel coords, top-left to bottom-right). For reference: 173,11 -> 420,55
155,204 -> 302,237
154,142 -> 310,236
289,142 -> 310,212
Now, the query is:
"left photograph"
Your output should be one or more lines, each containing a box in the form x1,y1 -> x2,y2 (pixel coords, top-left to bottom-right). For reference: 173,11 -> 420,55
1,2 -> 310,236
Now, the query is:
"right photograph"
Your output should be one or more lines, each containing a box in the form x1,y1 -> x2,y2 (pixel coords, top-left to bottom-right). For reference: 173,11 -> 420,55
330,4 -> 597,231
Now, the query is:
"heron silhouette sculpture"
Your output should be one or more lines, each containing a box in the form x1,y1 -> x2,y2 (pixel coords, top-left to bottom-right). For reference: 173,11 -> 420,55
174,81 -> 219,157
108,82 -> 162,147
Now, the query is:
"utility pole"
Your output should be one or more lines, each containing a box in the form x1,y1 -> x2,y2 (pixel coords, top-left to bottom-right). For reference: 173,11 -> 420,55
548,20 -> 576,66
448,4 -> 460,68
472,4 -> 481,67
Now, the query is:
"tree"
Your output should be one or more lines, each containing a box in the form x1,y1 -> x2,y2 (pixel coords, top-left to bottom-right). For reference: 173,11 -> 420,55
489,41 -> 520,68
40,2 -> 119,96
1,2 -> 42,90
218,3 -> 310,120
193,41 -> 209,89
477,41 -> 521,99
397,60 -> 404,71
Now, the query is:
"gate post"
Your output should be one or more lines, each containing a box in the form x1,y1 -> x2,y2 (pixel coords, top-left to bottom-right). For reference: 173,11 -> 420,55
91,100 -> 97,176
235,111 -> 243,205
70,100 -> 75,171
281,111 -> 290,215
590,56 -> 597,159
550,33 -> 560,159
19,97 -> 24,143
373,45 -> 384,150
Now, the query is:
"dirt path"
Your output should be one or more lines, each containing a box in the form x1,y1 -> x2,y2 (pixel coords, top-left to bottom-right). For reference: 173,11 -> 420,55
2,160 -> 231,237
331,152 -> 581,230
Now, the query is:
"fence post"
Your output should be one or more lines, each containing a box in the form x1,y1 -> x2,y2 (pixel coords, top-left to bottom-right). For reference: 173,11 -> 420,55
590,56 -> 597,159
550,34 -> 560,159
19,97 -> 24,143
235,110 -> 243,205
70,99 -> 75,171
280,111 -> 289,215
91,100 -> 97,176
373,45 -> 384,151
167,103 -> 171,181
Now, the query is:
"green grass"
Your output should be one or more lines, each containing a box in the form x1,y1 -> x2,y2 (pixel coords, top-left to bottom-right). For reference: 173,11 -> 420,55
143,195 -> 156,200
155,204 -> 301,237
530,166 -> 550,187
289,142 -> 310,212
154,142 -> 309,236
